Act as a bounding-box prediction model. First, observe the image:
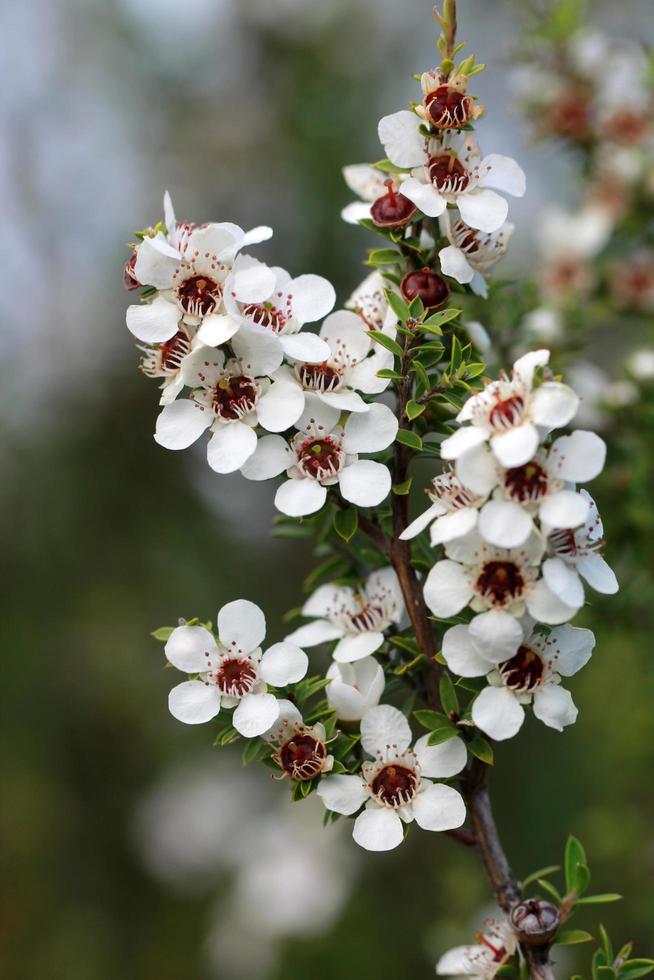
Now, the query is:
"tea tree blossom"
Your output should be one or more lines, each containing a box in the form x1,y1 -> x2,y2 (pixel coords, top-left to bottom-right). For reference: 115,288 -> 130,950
317,705 -> 467,851
286,568 -> 404,663
264,701 -> 334,782
543,491 -> 618,607
400,470 -> 487,546
436,917 -> 518,978
438,210 -> 514,298
165,600 -> 308,737
325,658 -> 385,721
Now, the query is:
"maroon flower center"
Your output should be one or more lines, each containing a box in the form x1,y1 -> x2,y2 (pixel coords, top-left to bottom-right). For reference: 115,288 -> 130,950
124,251 -> 140,290
428,154 -> 470,192
504,461 -> 548,503
371,764 -> 418,807
488,394 -> 525,430
347,604 -> 385,632
425,86 -> 473,128
297,362 -> 342,393
242,303 -> 286,333
401,268 -> 449,310
476,560 -> 524,606
279,734 -> 327,782
607,109 -> 649,144
548,92 -> 590,139
499,644 -> 544,691
548,527 -> 578,557
159,330 -> 192,372
214,658 -> 257,697
370,179 -> 417,228
478,934 -> 508,963
176,274 -> 222,317
212,376 -> 258,421
297,437 -> 343,480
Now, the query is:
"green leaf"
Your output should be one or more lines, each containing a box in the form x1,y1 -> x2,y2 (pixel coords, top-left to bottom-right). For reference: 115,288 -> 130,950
367,247 -> 403,267
414,709 -> 456,734
368,329 -> 404,359
536,878 -> 563,904
396,429 -> 423,451
555,930 -> 594,946
619,965 -> 654,980
428,726 -> 460,746
376,368 -> 403,381
595,969 -> 617,980
575,894 -> 622,906
467,732 -> 494,765
406,399 -> 426,421
372,158 -> 410,174
392,478 -> 413,495
424,307 -> 462,328
385,289 -> 411,322
151,626 -> 175,642
334,507 -> 358,543
439,672 -> 459,715
565,835 -> 587,894
522,865 -> 561,889
599,925 -> 614,963
575,862 -> 591,896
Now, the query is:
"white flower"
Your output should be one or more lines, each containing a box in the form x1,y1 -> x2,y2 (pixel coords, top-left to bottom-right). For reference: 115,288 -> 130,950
165,600 -> 308,737
326,658 -> 386,721
126,193 -> 273,344
436,917 -> 518,978
137,321 -> 197,406
286,568 -> 405,663
346,270 -> 398,337
521,307 -> 563,343
317,704 -> 467,851
443,622 -> 595,740
441,349 -> 579,469
628,348 -> 654,380
341,164 -> 417,228
263,700 -> 334,781
240,401 -> 398,517
456,430 -> 607,548
464,321 -> 492,354
438,210 -> 514,298
537,206 -> 613,300
543,490 -> 619,608
424,529 -> 581,629
197,257 -> 335,364
400,470 -> 487,545
378,113 -> 525,232
153,339 -> 287,474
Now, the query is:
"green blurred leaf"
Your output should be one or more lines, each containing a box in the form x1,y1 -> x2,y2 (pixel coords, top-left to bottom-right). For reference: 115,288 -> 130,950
151,626 -> 174,642
334,507 -> 358,543
367,248 -> 402,267
555,930 -> 594,946
396,429 -> 423,450
439,672 -> 459,715
467,732 -> 493,765
565,835 -> 587,893
392,478 -> 413,495
575,894 -> 622,906
385,289 -> 411,322
522,864 -> 561,889
406,399 -> 426,421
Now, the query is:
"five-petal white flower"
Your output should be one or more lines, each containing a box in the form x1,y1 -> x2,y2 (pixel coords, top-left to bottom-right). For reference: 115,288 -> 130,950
436,917 -> 518,978
326,658 -> 386,721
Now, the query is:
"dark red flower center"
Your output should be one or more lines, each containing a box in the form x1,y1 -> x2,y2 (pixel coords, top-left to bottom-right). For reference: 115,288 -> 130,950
159,330 -> 192,372
370,179 -> 417,228
347,604 -> 385,632
371,764 -> 418,807
176,274 -> 222,317
488,394 -> 525,430
124,251 -> 140,290
499,644 -> 544,691
476,560 -> 524,605
297,362 -> 342,393
505,461 -> 548,502
279,734 -> 327,782
428,154 -> 470,192
297,437 -> 342,480
425,86 -> 473,128
242,303 -> 286,333
548,92 -> 590,139
212,376 -> 258,421
478,934 -> 508,963
401,267 -> 449,310
214,658 -> 257,697
607,109 -> 649,144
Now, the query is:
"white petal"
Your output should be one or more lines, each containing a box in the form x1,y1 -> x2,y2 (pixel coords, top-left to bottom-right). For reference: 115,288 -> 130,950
302,583 -> 352,617
438,244 -> 475,284
154,400 -> 211,450
542,557 -> 585,609
339,461 -> 391,507
430,508 -> 479,545
490,422 -> 540,467
550,430 -> 606,482
342,163 -> 387,200
377,110 -> 424,168
423,561 -> 473,618
196,313 -> 241,347
333,632 -> 384,663
478,499 -> 533,548
256,382 -> 305,432
317,774 -> 367,815
468,610 -> 524,663
232,325 -> 284,376
290,274 -> 336,326
275,478 -> 327,517
472,686 -> 525,740
437,945 -> 486,976
295,392 -> 341,433
285,620 -> 343,647
478,154 -> 527,197
456,444 -> 498,495
230,255 -> 276,303
551,624 -> 595,677
263,698 -> 303,742
326,658 -> 385,722
232,693 -> 280,738
242,224 -> 273,247
414,735 -> 467,778
168,680 -> 221,725
413,783 -> 466,832
353,807 -> 404,851
530,382 -> 579,429
343,403 -> 398,453
399,504 -> 442,541
163,191 -> 177,245
206,422 -> 257,474
126,296 -> 180,343
341,201 -> 373,224
539,490 -> 590,529
360,704 -> 412,755
319,390 -> 369,412
348,349 -> 394,394
259,642 -> 308,686
533,685 -> 577,732
442,624 -> 490,677
218,598 -> 266,652
133,236 -> 180,289
458,188 -> 508,233
189,223 -> 243,261
526,578 -> 580,624
240,434 -> 291,481
279,332 -> 331,363
320,309 -> 371,363
399,177 -> 446,217
440,425 -> 488,460
576,555 -> 619,594
165,625 -> 218,672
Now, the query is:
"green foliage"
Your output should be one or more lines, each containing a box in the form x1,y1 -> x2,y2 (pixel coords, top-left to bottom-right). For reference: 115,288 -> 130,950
333,507 -> 358,542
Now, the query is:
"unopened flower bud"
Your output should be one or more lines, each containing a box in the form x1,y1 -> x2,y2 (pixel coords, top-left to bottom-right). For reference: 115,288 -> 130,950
510,899 -> 560,946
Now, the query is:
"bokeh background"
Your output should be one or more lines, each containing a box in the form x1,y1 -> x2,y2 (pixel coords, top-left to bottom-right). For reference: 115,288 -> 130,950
1,0 -> 653,977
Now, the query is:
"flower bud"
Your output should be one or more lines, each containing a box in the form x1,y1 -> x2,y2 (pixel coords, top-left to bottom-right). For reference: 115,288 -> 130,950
401,267 -> 449,310
509,899 -> 560,946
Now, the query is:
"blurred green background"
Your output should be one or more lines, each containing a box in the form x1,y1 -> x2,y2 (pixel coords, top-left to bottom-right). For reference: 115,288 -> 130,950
1,0 -> 652,977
